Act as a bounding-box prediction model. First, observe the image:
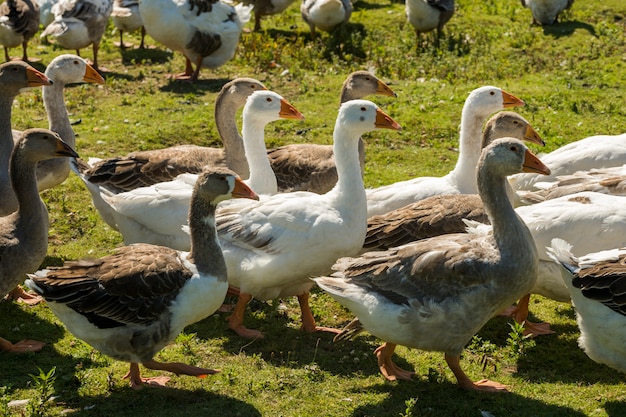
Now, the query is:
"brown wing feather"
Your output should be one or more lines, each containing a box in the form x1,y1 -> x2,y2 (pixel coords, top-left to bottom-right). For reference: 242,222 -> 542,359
573,254 -> 626,316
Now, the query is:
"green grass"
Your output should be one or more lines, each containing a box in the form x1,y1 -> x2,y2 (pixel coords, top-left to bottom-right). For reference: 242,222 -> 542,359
2,0 -> 626,415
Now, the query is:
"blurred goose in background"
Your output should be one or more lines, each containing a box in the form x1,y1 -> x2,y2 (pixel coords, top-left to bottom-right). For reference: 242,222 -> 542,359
269,70 -> 396,193
520,0 -> 573,25
26,169 -> 259,388
81,78 -> 266,192
547,238 -> 626,373
315,138 -> 550,391
75,90 -> 304,251
111,0 -> 144,50
11,54 -> 104,191
300,0 -> 352,39
0,0 -> 40,62
36,0 -> 56,28
0,128 -> 79,353
405,0 -> 454,46
217,100 -> 401,339
532,165 -> 626,201
139,0 -> 252,82
363,111 -> 545,252
241,0 -> 297,31
40,0 -> 113,71
366,86 -> 525,217
510,133 -> 626,192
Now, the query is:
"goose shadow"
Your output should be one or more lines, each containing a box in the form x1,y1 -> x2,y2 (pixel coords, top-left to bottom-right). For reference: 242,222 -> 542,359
541,20 -> 597,38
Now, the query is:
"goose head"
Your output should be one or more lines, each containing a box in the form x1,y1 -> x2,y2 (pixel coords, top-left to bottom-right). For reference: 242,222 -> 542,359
336,100 -> 402,138
0,61 -> 52,92
13,128 -> 79,162
480,137 -> 550,178
45,54 -> 105,85
466,86 -> 524,118
243,90 -> 305,124
195,168 -> 259,205
341,71 -> 397,103
483,111 -> 545,148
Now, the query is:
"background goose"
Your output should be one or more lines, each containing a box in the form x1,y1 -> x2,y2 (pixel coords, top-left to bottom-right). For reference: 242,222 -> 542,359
520,0 -> 573,25
241,0 -> 297,31
217,100 -> 401,339
139,0 -> 252,82
81,77 -> 267,193
509,133 -> 626,192
405,0 -> 455,45
26,169 -> 258,388
366,86 -> 524,217
111,0 -> 144,50
76,90 -> 304,251
268,71 -> 396,193
532,165 -> 626,201
0,128 -> 79,353
40,0 -> 113,71
547,238 -> 626,373
300,0 -> 352,39
0,0 -> 40,62
363,111 -> 544,252
315,138 -> 550,391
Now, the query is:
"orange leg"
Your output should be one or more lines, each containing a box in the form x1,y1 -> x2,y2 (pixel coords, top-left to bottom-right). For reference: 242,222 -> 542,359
6,285 -> 43,305
123,362 -> 170,389
374,342 -> 415,381
501,294 -> 554,337
297,292 -> 341,334
227,292 -> 264,339
0,337 -> 45,353
445,353 -> 508,392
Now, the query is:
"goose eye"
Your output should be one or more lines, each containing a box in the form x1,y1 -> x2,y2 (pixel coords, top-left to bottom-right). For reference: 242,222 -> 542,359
489,91 -> 495,96
510,145 -> 518,152
266,97 -> 272,103
360,107 -> 367,111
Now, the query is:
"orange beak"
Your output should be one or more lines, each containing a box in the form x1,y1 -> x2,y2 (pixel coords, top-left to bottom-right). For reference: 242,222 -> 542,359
522,149 -> 551,175
279,99 -> 305,120
375,108 -> 402,131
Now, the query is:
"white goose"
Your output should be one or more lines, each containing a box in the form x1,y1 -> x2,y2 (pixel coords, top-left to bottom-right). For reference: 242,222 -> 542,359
520,0 -> 573,25
111,0 -> 145,50
138,0 -> 252,82
533,165 -> 626,201
547,238 -> 626,373
1,128 -> 79,353
241,0 -> 297,32
75,90 -> 304,250
315,137 -> 551,392
80,77 -> 267,192
365,86 -> 525,217
26,169 -> 259,388
217,100 -> 401,339
268,70 -> 397,194
0,0 -> 40,62
300,0 -> 352,39
40,0 -> 113,71
405,0 -> 455,45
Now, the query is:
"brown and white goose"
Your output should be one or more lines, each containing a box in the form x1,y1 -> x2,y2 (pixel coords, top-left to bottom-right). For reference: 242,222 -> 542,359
0,128 -> 79,353
26,169 -> 259,388
81,78 -> 267,193
405,0 -> 455,46
315,137 -> 550,392
268,71 -> 396,193
0,0 -> 40,62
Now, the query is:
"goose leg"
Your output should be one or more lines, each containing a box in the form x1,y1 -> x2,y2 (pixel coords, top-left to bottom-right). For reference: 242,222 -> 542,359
171,57 -> 195,81
227,292 -> 264,339
6,285 -> 43,305
0,337 -> 45,353
445,353 -> 508,392
501,293 -> 554,337
123,362 -> 171,389
139,26 -> 146,49
297,292 -> 341,334
374,342 -> 415,381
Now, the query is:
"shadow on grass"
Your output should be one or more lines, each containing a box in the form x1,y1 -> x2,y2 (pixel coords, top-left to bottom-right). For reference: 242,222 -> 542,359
542,20 -> 597,38
604,400 -> 626,417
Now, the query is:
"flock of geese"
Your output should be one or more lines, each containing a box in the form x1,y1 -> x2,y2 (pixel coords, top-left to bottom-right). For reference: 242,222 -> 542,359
2,52 -> 626,394
0,0 -> 575,82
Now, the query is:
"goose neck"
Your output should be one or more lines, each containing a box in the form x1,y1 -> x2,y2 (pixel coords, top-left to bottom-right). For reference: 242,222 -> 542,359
241,116 -> 277,195
215,93 -> 249,179
10,150 -> 47,219
449,107 -> 485,193
332,126 -> 365,196
43,81 -> 75,147
0,94 -> 18,215
187,197 -> 227,281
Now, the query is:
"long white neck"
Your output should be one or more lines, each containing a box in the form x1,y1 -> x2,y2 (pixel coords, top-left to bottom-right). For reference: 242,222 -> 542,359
448,105 -> 488,194
331,122 -> 365,202
241,115 -> 277,195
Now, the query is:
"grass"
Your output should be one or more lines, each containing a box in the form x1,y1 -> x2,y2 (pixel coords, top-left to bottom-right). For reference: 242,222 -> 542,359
2,0 -> 626,415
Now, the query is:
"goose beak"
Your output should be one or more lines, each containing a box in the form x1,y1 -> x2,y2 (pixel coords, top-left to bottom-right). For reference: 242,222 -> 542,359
232,177 -> 260,201
501,90 -> 524,108
26,66 -> 52,87
376,80 -> 397,98
83,63 -> 105,84
279,99 -> 305,120
375,108 -> 402,131
523,124 -> 545,147
522,149 -> 551,175
54,137 -> 80,158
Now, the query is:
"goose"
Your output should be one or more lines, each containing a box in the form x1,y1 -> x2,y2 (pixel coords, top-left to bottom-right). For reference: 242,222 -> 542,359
366,86 -> 525,217
405,0 -> 455,45
138,0 -> 252,82
363,111 -> 545,252
75,90 -> 304,251
81,77 -> 267,193
314,137 -> 551,391
520,0 -> 573,25
241,0 -> 297,32
36,0 -> 56,28
300,0 -> 352,39
0,128 -> 79,353
269,70 -> 397,194
40,0 -> 113,71
26,169 -> 259,388
111,0 -> 145,50
509,133 -> 626,192
0,0 -> 40,62
11,54 -> 105,191
547,238 -> 626,373
532,165 -> 626,201
217,100 -> 401,339
0,61 -> 52,217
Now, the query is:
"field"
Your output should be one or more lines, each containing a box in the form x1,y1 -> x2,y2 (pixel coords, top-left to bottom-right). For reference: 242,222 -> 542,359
2,0 -> 626,415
